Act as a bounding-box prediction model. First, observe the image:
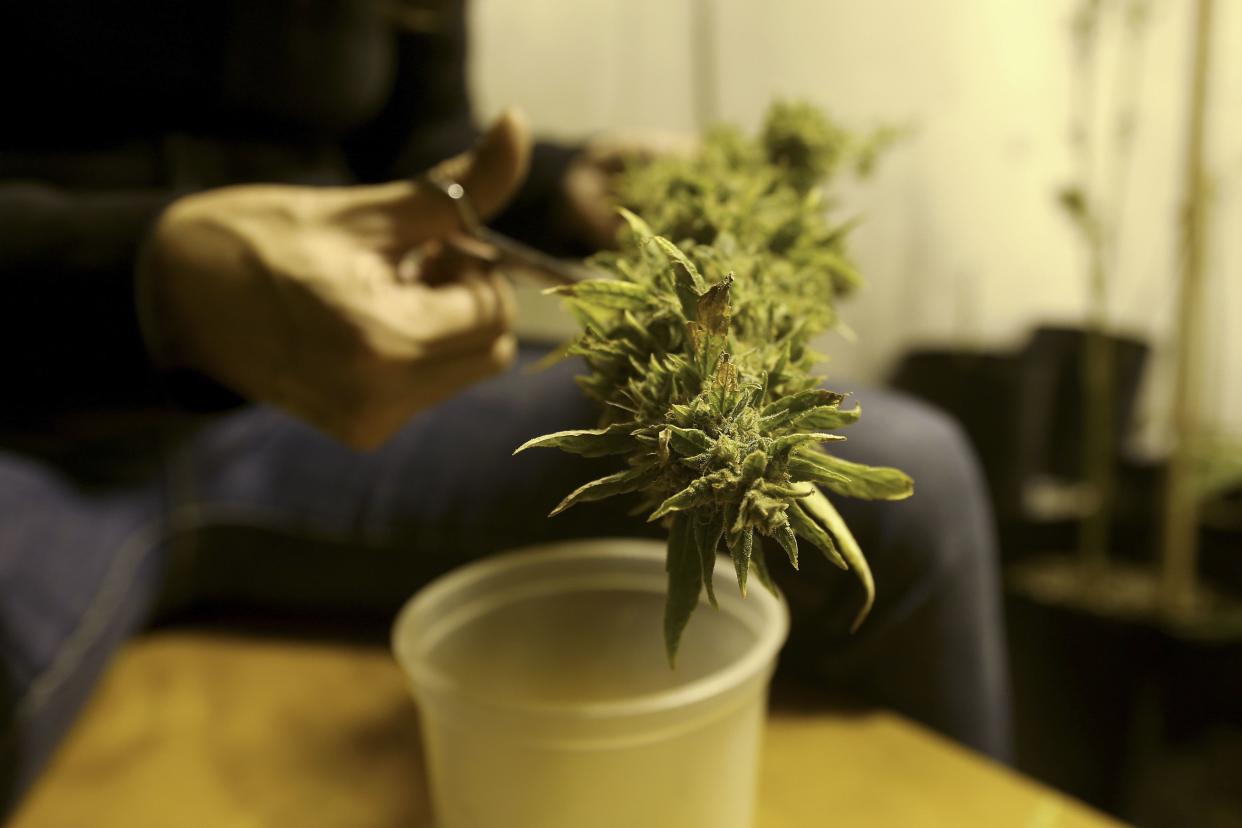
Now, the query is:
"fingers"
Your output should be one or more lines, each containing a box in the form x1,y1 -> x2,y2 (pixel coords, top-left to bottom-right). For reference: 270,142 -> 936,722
335,333 -> 518,451
413,271 -> 516,352
426,109 -> 532,218
411,332 -> 518,409
392,255 -> 519,352
337,110 -> 533,252
558,130 -> 699,250
561,157 -> 622,249
411,236 -> 500,287
582,130 -> 699,171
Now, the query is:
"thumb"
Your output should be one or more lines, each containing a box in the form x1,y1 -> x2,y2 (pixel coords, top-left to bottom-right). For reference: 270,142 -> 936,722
340,109 -> 532,252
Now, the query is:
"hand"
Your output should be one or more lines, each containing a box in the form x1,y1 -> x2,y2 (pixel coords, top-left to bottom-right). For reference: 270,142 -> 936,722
140,112 -> 532,450
558,131 -> 697,250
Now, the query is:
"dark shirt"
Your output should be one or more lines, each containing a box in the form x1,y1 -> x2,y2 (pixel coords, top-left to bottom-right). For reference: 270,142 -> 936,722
0,1 -> 576,429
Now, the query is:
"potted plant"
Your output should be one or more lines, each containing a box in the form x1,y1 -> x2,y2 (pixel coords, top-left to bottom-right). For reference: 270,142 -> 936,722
395,102 -> 912,828
1006,0 -> 1242,818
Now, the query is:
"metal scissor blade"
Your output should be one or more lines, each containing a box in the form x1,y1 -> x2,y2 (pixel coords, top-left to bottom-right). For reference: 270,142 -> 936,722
475,227 -> 601,285
422,173 -> 601,285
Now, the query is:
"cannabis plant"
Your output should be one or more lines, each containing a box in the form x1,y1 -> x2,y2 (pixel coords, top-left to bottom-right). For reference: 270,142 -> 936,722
1057,0 -> 1153,582
517,101 -> 913,662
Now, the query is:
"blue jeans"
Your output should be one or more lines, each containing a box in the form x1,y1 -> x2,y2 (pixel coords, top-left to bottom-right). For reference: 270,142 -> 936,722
0,347 -> 1011,808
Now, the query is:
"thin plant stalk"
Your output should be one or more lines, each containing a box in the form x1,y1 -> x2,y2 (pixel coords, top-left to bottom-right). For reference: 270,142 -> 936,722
1069,1 -> 1152,584
1067,0 -> 1111,581
1161,0 -> 1215,619
1078,248 -> 1114,579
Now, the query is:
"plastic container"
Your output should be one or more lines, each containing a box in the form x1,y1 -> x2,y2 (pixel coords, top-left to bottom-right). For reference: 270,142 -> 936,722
392,538 -> 789,828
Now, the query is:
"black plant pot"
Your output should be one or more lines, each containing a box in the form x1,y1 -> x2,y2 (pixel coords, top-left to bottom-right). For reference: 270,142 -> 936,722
891,328 -> 1237,822
889,326 -> 1150,529
1123,622 -> 1242,827
1201,491 -> 1242,596
1007,554 -> 1242,824
1156,621 -> 1242,741
890,327 -> 1156,566
888,348 -> 1026,518
1016,325 -> 1150,483
1005,575 -> 1164,814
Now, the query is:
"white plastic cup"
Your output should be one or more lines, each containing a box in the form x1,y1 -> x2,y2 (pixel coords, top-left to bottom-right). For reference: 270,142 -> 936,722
392,538 -> 789,828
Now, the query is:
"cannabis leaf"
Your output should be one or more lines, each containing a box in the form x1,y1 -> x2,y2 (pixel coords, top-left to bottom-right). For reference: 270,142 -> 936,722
665,514 -> 702,666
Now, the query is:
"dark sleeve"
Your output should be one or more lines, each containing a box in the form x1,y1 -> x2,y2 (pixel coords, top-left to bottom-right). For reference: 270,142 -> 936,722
0,184 -> 238,428
342,7 -> 586,256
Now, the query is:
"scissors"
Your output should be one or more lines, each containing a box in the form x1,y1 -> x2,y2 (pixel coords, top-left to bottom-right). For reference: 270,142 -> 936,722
421,172 -> 600,286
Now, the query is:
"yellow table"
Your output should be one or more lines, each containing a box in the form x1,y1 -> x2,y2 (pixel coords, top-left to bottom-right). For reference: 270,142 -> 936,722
12,632 -> 1126,828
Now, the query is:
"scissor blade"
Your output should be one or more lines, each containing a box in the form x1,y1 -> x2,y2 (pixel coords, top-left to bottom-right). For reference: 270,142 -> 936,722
477,228 -> 602,285
423,172 -> 602,285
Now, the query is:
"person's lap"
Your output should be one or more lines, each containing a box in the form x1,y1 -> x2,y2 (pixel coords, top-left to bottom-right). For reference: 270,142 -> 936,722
0,345 -> 1011,809
0,451 -> 163,807
155,347 -> 657,617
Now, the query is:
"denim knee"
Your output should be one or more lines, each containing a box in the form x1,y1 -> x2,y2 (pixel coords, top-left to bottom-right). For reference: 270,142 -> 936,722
831,386 -> 997,596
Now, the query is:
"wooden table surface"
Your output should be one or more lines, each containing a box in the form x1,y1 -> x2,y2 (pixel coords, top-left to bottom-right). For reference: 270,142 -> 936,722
12,632 -> 1126,828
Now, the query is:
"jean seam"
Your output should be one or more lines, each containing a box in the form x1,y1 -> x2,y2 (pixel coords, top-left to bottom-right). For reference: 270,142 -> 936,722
5,496 -> 370,741
8,513 -> 162,741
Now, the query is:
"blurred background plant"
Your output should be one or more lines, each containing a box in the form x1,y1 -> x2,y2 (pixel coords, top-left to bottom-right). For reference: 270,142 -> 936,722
1048,0 -> 1153,588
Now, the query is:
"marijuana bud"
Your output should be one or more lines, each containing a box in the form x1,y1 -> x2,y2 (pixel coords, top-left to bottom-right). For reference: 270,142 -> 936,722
516,102 -> 912,663
761,99 -> 849,193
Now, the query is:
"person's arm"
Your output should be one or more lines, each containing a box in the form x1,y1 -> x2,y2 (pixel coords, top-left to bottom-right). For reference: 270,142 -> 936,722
0,185 -> 198,427
2,112 -> 530,451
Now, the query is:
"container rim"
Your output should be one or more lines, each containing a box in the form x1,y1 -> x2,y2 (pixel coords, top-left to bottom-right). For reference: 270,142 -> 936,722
391,538 -> 789,721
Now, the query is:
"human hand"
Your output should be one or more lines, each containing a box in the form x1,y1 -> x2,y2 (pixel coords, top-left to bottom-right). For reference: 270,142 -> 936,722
558,131 -> 697,250
140,112 -> 532,450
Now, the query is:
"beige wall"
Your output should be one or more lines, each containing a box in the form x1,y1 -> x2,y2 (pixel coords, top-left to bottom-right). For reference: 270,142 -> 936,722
468,0 -> 1241,446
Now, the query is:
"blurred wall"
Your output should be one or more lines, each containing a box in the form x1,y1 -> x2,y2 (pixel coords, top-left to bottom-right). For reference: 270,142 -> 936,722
468,0 -> 1242,446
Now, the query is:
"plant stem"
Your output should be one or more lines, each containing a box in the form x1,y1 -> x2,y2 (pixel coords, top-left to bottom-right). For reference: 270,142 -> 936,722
1161,0 -> 1215,619
1068,0 -> 1112,581
1078,264 -> 1114,580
